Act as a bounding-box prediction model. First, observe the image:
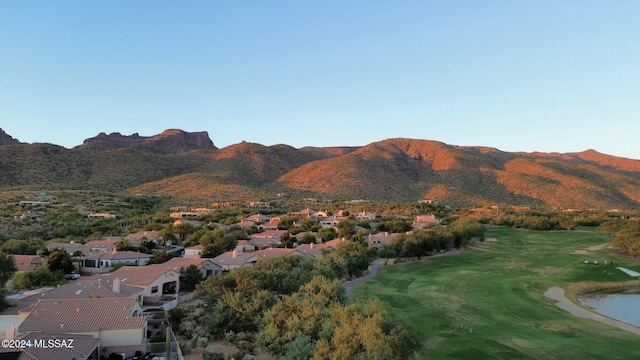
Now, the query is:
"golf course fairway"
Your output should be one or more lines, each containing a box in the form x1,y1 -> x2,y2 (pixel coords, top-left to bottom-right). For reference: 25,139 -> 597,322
351,227 -> 640,359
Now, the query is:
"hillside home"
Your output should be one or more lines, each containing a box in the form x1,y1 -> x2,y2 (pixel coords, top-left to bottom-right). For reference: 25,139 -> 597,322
87,212 -> 116,219
154,257 -> 222,278
46,242 -> 89,256
366,232 -> 395,248
413,214 -> 440,229
246,213 -> 270,223
356,211 -> 376,220
254,247 -> 304,260
18,297 -> 147,348
320,215 -> 346,227
172,219 -> 202,229
291,208 -> 318,218
11,255 -> 47,272
295,242 -> 333,258
100,266 -> 180,304
211,250 -> 258,271
0,331 -> 100,360
249,201 -> 270,208
4,276 -> 144,318
184,244 -> 204,258
81,250 -> 152,274
84,237 -> 120,253
125,230 -> 163,246
170,211 -> 199,218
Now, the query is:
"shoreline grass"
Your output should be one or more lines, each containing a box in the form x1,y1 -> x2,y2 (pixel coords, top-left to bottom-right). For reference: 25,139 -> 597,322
351,227 -> 640,360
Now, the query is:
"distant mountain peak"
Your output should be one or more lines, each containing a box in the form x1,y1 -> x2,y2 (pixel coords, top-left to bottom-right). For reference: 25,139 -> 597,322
0,128 -> 23,145
74,129 -> 216,154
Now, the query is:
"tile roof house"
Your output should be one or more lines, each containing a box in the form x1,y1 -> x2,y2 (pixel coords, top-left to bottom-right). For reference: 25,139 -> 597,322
11,255 -> 47,272
211,250 -> 258,271
152,257 -> 222,278
291,208 -> 318,218
5,277 -> 143,316
254,248 -> 304,260
81,250 -> 152,274
294,243 -> 333,258
125,230 -> 163,246
366,232 -> 396,248
84,237 -> 120,253
0,331 -> 100,360
45,242 -> 89,256
18,297 -> 147,347
184,244 -> 204,258
98,266 -> 179,302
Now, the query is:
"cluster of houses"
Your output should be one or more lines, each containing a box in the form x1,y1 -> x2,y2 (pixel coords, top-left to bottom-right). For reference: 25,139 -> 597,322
0,206 -> 440,359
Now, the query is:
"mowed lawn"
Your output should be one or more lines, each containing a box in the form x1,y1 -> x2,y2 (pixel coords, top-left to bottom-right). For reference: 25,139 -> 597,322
351,227 -> 640,360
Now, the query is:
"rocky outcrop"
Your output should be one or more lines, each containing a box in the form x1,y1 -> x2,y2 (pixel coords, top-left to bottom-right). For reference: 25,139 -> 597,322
75,129 -> 216,154
0,128 -> 23,145
134,129 -> 216,154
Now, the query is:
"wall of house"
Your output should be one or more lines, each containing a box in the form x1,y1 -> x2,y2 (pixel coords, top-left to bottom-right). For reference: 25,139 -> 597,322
100,327 -> 146,347
141,272 -> 180,297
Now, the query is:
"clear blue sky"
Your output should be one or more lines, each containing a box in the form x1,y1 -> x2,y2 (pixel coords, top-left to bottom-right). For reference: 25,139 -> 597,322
1,1 -> 639,159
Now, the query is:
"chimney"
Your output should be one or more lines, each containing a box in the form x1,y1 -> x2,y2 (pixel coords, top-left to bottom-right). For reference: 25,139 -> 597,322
6,323 -> 16,340
232,250 -> 237,259
113,278 -> 121,293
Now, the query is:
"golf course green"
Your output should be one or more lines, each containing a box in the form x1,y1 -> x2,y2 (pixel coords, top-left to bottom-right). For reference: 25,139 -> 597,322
351,227 -> 640,359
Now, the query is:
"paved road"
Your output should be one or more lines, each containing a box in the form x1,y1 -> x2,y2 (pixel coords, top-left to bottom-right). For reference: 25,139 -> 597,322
544,286 -> 640,336
344,259 -> 385,297
344,250 -> 459,297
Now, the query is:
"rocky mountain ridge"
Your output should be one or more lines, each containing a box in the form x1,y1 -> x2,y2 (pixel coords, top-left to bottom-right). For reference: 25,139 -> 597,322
1,128 -> 639,209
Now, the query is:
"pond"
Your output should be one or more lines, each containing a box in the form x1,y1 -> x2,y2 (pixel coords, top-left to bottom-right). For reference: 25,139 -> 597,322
577,288 -> 640,327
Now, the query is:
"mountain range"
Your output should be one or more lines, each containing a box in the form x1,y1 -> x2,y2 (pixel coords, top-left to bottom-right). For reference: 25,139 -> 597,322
1,128 -> 640,209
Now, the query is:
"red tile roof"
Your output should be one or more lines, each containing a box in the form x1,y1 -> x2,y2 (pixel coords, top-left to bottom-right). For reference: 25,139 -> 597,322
18,297 -> 145,333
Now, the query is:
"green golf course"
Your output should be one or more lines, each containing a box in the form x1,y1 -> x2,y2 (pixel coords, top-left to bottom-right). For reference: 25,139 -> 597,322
351,227 -> 640,360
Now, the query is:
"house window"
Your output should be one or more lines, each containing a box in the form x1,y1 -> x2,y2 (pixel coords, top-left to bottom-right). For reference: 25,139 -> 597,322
151,286 -> 158,294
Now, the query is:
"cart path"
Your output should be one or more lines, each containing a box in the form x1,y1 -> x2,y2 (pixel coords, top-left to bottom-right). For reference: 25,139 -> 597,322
544,286 -> 640,336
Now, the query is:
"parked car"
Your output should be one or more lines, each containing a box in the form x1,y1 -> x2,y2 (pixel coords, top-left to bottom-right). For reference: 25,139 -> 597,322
65,273 -> 81,280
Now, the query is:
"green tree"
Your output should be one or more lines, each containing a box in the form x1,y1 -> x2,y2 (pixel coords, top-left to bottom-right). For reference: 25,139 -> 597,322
0,252 -> 17,286
47,250 -> 75,274
377,244 -> 397,265
179,265 -> 203,291
12,267 -> 63,290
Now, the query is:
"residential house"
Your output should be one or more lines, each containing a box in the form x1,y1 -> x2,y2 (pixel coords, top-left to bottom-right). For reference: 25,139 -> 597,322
87,212 -> 116,219
320,215 -> 345,227
356,211 -> 376,220
125,231 -> 163,247
291,208 -> 318,218
154,257 -> 222,278
99,266 -> 180,303
248,229 -> 286,249
18,297 -> 147,351
11,255 -> 47,272
0,331 -> 100,360
5,276 -> 144,317
81,250 -> 152,274
413,214 -> 440,229
211,250 -> 258,271
170,211 -> 199,218
366,232 -> 395,248
84,237 -> 120,253
172,219 -> 202,229
295,242 -> 333,258
184,244 -> 204,258
246,214 -> 270,223
254,248 -> 304,260
46,242 -> 89,256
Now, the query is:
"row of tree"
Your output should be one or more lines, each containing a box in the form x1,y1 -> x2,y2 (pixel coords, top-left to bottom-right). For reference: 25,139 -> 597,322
186,241 -> 419,359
